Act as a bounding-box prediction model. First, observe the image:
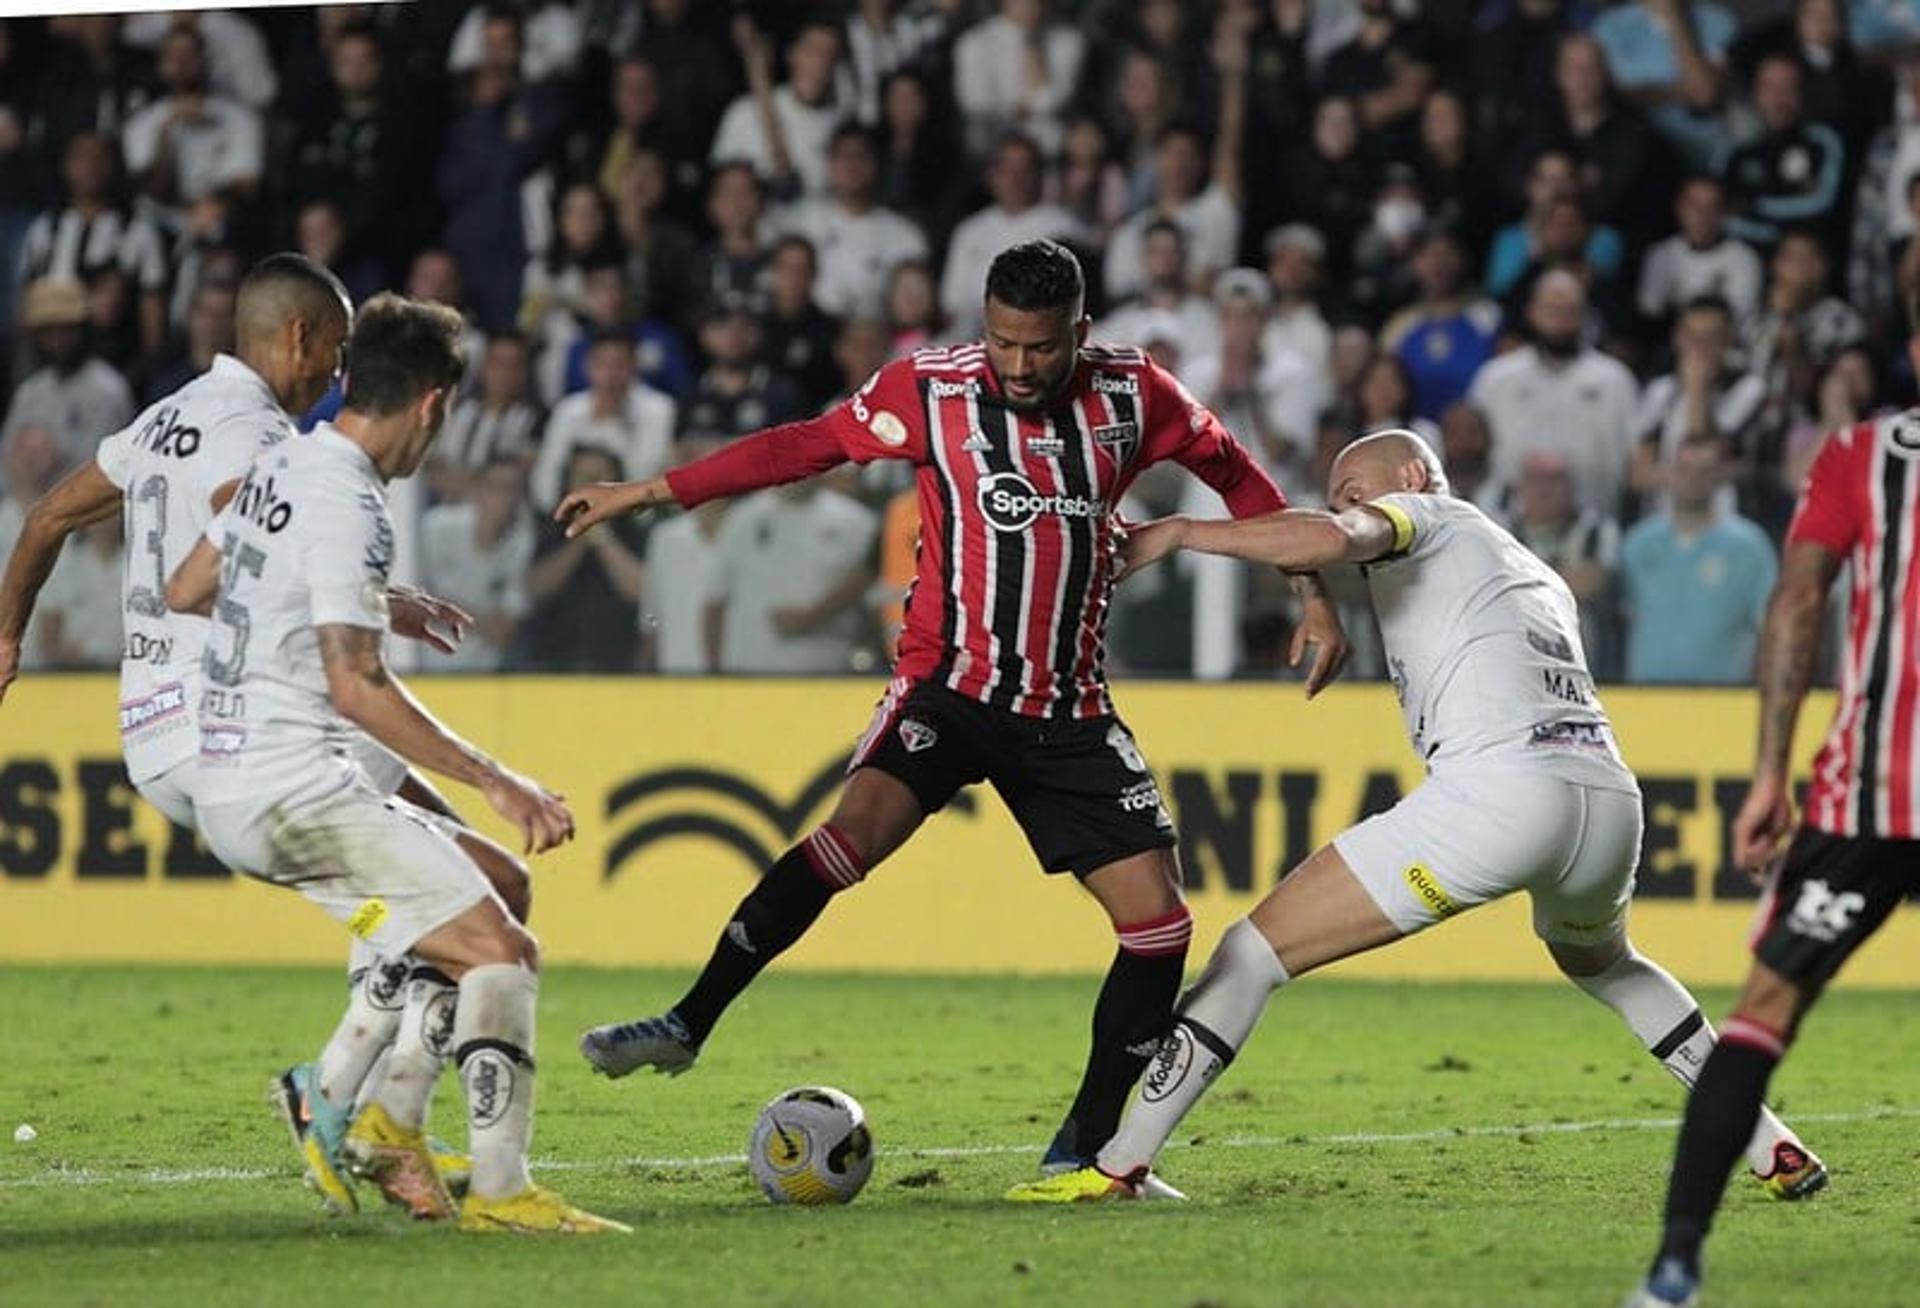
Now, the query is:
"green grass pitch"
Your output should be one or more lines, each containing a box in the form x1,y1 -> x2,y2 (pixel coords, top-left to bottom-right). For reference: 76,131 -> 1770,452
0,966 -> 1914,1307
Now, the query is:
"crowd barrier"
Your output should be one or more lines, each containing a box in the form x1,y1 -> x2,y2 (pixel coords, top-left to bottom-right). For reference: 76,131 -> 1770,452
1,676 -> 1911,985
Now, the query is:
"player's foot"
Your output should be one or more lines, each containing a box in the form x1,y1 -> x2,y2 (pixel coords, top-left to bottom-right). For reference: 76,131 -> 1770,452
1755,1140 -> 1828,1201
268,1063 -> 357,1216
343,1102 -> 457,1221
579,1012 -> 699,1079
1621,1256 -> 1699,1308
429,1136 -> 471,1198
1006,1164 -> 1144,1203
1041,1148 -> 1185,1200
459,1184 -> 633,1234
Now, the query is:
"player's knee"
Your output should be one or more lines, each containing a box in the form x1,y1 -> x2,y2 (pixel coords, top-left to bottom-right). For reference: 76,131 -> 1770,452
1547,935 -> 1629,981
797,824 -> 869,893
1730,967 -> 1807,1039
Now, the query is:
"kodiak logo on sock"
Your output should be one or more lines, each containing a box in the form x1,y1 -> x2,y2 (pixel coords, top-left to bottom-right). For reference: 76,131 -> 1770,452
1141,1029 -> 1194,1103
465,1051 -> 515,1128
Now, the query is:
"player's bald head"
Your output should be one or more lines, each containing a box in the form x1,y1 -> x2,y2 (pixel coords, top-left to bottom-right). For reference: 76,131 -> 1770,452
1327,428 -> 1450,510
234,252 -> 351,349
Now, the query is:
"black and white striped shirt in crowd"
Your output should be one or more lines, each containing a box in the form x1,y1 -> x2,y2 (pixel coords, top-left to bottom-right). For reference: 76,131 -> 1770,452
434,399 -> 544,471
17,205 -> 169,293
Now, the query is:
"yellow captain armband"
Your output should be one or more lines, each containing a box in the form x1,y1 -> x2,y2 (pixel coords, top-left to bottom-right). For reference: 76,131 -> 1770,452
1373,501 -> 1416,557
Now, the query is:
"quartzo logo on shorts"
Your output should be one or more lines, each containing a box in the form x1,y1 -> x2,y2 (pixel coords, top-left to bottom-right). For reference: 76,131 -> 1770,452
976,471 -> 1103,532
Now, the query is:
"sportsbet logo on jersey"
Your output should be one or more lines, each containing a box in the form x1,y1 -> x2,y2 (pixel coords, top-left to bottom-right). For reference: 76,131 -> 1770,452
2,677 -> 1915,983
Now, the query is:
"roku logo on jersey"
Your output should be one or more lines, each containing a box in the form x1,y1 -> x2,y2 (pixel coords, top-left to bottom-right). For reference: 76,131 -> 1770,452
234,474 -> 292,533
976,471 -> 1104,532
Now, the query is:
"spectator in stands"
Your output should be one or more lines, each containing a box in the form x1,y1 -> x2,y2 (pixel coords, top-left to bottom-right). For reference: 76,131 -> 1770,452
1098,220 -> 1219,360
953,0 -> 1085,158
1354,354 -> 1438,444
1261,223 -> 1332,380
121,10 -> 277,111
1439,399 -> 1498,509
1242,0 -> 1314,147
437,6 -> 568,332
1846,61 -> 1920,337
1730,0 -> 1889,162
1475,0 -> 1580,149
1182,268 -> 1319,494
1381,225 -> 1500,422
1053,113 -> 1130,251
1487,149 -> 1624,299
532,328 -> 675,509
32,17 -> 153,152
121,26 -> 263,249
842,0 -> 954,128
286,24 -> 431,283
1745,229 -> 1864,419
35,510 -> 121,669
1517,33 -> 1666,246
419,455 -> 536,673
831,316 -> 891,406
1720,53 -> 1846,253
1411,87 -> 1494,252
1470,269 -> 1639,517
3,279 -> 132,468
1637,174 -> 1763,329
1104,109 -> 1245,303
17,131 -> 167,368
1591,0 -> 1738,169
145,281 -> 233,403
521,181 -> 619,348
1283,96 -> 1377,288
1501,194 -> 1637,348
713,478 -> 879,674
545,262 -> 692,404
0,423 -> 61,569
405,247 -> 487,388
518,443 -> 647,672
711,17 -> 846,201
691,163 -> 770,318
775,122 -> 929,320
1780,343 -> 1880,493
1630,295 -> 1765,493
941,134 -> 1081,339
1509,449 -> 1622,678
625,0 -> 737,162
612,144 -> 702,334
588,55 -> 681,202
639,454 -> 727,673
876,68 -> 963,233
884,261 -> 942,357
761,235 -> 845,410
447,0 -> 583,86
430,332 -> 543,503
1319,0 -> 1438,149
1621,435 -> 1776,684
1108,45 -> 1177,207
678,294 -> 806,442
1320,319 -> 1380,434
1343,163 -> 1428,329
294,198 -> 383,306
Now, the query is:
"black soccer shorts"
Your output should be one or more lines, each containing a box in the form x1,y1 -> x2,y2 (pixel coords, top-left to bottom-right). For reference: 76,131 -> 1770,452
850,678 -> 1177,877
1750,827 -> 1920,985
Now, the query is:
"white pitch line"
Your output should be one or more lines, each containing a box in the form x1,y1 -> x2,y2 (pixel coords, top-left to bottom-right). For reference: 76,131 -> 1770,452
4,1106 -> 1915,1191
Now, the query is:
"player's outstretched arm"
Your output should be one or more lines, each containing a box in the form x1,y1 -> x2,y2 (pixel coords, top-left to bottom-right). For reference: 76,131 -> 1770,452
1121,507 -> 1396,576
555,475 -> 677,538
0,461 -> 122,703
1733,541 -> 1844,874
315,623 -> 574,854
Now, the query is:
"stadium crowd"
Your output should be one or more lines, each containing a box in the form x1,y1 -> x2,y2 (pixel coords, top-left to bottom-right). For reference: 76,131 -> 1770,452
0,0 -> 1910,682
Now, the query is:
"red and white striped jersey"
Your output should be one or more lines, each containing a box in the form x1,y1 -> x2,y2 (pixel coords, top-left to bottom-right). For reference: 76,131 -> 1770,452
668,340 -> 1285,718
1788,410 -> 1920,837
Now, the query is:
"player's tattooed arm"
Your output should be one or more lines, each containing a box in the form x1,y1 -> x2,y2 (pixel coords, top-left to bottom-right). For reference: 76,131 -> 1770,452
315,624 -> 574,853
555,475 -> 676,538
1752,542 -> 1843,778
1163,508 -> 1396,571
0,461 -> 121,703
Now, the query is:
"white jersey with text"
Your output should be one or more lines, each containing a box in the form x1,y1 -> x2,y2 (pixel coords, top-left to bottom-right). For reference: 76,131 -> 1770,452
195,425 -> 395,806
94,354 -> 294,783
1364,492 -> 1637,791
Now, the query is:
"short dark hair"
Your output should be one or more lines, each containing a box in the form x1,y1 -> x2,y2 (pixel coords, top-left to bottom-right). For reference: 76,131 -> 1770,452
1679,293 -> 1733,323
984,239 -> 1084,314
342,293 -> 467,415
235,252 -> 349,345
829,121 -> 880,155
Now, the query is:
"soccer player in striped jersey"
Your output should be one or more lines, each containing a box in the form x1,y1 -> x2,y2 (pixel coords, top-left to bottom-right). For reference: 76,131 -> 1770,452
1627,320 -> 1920,1308
558,239 -> 1350,1184
1006,430 -> 1822,1209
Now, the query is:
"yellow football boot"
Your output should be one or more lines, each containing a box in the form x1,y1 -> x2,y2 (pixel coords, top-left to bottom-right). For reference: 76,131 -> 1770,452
343,1102 -> 457,1221
1004,1164 -> 1142,1203
458,1184 -> 633,1234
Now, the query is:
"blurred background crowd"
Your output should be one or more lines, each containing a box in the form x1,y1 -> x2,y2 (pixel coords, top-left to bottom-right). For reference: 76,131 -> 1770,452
0,0 -> 1909,683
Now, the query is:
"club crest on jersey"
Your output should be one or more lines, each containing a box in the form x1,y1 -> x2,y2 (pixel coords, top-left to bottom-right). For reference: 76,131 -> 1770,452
976,470 -> 1104,532
1092,421 -> 1140,469
1887,414 -> 1920,457
898,718 -> 937,753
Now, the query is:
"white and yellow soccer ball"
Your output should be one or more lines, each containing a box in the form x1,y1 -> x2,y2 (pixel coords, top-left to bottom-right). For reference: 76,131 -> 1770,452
748,1086 -> 874,1205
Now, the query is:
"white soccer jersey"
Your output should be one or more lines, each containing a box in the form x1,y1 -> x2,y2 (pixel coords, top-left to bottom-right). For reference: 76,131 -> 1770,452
195,425 -> 395,806
1364,492 -> 1637,791
94,354 -> 294,783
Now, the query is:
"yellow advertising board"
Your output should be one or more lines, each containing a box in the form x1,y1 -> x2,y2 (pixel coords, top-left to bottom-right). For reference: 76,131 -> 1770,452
1,676 -> 1913,986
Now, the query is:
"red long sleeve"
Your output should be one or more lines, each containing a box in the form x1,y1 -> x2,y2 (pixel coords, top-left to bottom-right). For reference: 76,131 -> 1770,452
664,417 -> 850,508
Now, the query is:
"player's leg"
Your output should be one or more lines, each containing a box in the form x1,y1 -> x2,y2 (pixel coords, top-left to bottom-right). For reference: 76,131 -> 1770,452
1532,785 -> 1821,1197
1632,830 -> 1912,1306
580,678 -> 976,1079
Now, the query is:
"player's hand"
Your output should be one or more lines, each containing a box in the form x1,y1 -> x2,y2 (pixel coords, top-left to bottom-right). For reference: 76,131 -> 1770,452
1113,516 -> 1188,583
555,481 -> 646,539
0,636 -> 18,705
388,585 -> 472,655
1732,770 -> 1795,882
1291,591 -> 1350,699
481,767 -> 576,855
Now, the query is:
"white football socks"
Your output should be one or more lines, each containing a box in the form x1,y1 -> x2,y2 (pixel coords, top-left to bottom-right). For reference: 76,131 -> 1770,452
1567,945 -> 1800,1173
316,942 -> 407,1111
454,962 -> 539,1200
1097,919 -> 1290,1177
372,965 -> 459,1132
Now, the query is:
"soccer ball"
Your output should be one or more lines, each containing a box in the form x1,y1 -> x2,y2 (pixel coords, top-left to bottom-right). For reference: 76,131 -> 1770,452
748,1086 -> 874,1205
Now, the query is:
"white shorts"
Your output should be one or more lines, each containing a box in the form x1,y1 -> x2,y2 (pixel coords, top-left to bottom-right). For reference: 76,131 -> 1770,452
196,765 -> 492,957
1332,769 -> 1643,947
134,760 -> 199,829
